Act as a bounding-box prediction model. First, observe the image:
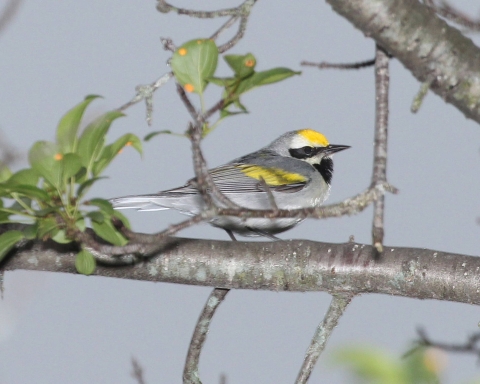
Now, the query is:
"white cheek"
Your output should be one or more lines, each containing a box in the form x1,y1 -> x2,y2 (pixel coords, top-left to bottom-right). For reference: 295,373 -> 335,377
304,154 -> 324,165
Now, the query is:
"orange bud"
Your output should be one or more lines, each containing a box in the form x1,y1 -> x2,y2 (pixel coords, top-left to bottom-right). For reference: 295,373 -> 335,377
184,84 -> 195,93
178,48 -> 187,56
125,141 -> 133,146
54,153 -> 63,161
245,59 -> 255,67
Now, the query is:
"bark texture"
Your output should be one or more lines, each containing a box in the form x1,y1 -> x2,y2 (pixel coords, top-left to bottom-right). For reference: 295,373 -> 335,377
326,0 -> 480,123
3,238 -> 479,305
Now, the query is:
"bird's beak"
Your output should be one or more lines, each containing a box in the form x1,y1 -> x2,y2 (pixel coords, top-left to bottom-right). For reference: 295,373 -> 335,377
321,144 -> 350,156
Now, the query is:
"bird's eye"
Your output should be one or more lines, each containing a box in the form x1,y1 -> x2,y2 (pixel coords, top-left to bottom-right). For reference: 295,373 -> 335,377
302,146 -> 313,155
289,146 -> 316,159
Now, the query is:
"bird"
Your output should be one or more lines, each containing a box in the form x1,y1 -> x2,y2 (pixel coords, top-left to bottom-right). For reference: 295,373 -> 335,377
110,129 -> 350,240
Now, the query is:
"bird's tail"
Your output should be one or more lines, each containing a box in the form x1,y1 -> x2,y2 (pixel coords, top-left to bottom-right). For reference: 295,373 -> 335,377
109,195 -> 171,212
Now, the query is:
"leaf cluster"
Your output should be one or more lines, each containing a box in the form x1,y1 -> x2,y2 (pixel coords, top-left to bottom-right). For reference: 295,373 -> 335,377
165,38 -> 300,137
0,38 -> 300,274
0,96 -> 142,274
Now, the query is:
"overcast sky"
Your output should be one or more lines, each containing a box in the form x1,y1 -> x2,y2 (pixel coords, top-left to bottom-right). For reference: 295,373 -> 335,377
1,1 -> 480,383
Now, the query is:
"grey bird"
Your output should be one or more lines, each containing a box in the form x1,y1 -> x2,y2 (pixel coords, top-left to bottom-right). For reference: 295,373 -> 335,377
110,129 -> 349,239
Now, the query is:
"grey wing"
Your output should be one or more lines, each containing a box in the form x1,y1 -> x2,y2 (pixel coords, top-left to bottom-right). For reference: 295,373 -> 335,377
209,164 -> 307,194
208,164 -> 308,210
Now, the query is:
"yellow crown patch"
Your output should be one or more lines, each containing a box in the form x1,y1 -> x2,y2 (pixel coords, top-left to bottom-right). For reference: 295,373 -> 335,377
298,129 -> 329,146
238,165 -> 307,186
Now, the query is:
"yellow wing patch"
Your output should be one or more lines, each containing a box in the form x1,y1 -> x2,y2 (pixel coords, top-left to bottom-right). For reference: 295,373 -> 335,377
238,165 -> 307,186
298,129 -> 329,146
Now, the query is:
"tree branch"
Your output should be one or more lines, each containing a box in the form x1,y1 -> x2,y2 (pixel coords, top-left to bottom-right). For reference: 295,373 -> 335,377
371,45 -> 390,254
326,0 -> 480,124
295,293 -> 353,383
183,288 -> 229,384
3,238 -> 480,305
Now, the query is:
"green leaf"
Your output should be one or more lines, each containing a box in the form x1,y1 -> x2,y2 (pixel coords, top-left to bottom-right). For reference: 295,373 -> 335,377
6,198 -> 32,213
224,53 -> 256,78
75,249 -> 96,275
34,207 -> 58,217
235,67 -> 301,95
171,38 -> 218,94
207,77 -> 231,87
77,110 -> 125,171
52,229 -> 73,244
56,95 -> 101,153
61,153 -> 83,180
333,346 -> 407,384
403,347 -> 441,383
0,230 -> 24,263
23,223 -> 38,240
0,165 -> 12,183
86,198 -> 115,215
92,133 -> 142,176
144,130 -> 173,141
75,217 -> 86,232
87,211 -> 104,223
219,109 -> 248,119
28,141 -> 63,188
8,168 -> 39,186
76,176 -> 108,199
0,184 -> 50,202
112,209 -> 131,230
37,217 -> 59,239
92,219 -> 127,246
0,213 -> 13,225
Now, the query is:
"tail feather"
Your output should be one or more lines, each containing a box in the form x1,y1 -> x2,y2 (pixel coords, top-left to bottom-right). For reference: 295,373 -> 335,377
110,195 -> 170,212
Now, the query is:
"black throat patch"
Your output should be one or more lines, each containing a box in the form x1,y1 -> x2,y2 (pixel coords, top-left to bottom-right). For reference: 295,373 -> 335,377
313,157 -> 333,185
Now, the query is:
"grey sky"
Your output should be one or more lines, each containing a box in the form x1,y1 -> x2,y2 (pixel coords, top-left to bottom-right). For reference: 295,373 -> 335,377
1,1 -> 480,383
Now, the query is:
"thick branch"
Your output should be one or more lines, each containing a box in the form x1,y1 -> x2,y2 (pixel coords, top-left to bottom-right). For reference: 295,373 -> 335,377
326,0 -> 480,124
3,238 -> 480,305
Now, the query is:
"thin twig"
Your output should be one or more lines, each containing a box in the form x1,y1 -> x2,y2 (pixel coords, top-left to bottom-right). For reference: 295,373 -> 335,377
371,45 -> 390,255
131,357 -> 147,384
176,84 -> 198,121
295,294 -> 354,383
188,122 -> 215,209
258,177 -> 278,211
77,215 -> 204,260
411,78 -> 434,113
201,99 -> 225,123
301,58 -> 376,70
218,182 -> 397,220
117,72 -> 174,125
217,11 -> 250,54
416,328 -> 480,359
186,122 -> 240,210
160,37 -> 176,52
427,1 -> 480,31
183,288 -> 230,384
156,0 -> 257,54
209,16 -> 239,41
157,0 -> 253,19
